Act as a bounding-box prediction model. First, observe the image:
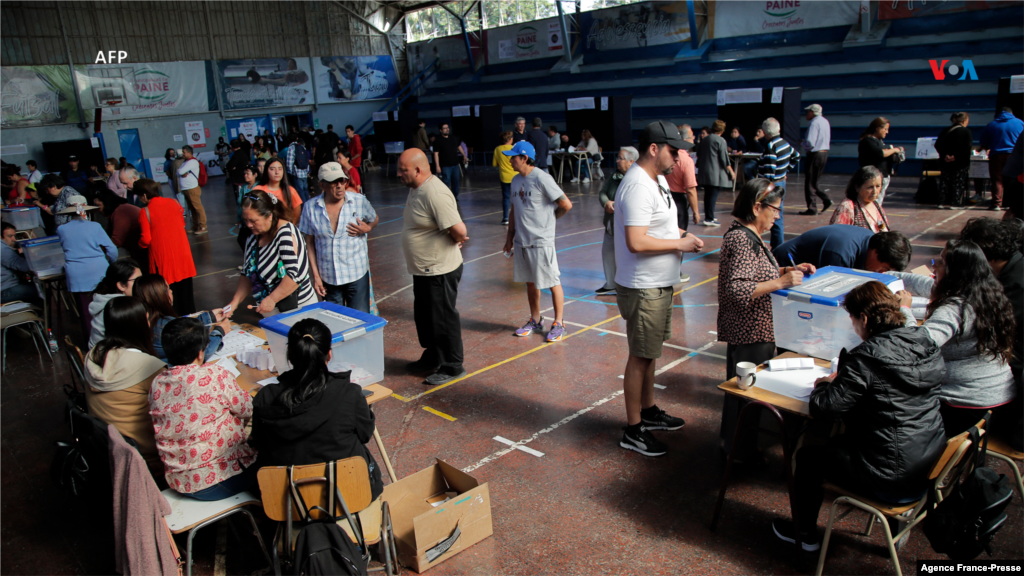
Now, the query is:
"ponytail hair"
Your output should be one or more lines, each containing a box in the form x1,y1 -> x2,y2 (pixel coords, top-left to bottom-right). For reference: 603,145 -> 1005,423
96,259 -> 140,295
240,189 -> 285,231
278,318 -> 333,408
843,281 -> 905,338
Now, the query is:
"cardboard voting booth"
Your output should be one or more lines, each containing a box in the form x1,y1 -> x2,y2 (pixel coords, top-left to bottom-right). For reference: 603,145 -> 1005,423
382,460 -> 493,573
772,266 -> 903,360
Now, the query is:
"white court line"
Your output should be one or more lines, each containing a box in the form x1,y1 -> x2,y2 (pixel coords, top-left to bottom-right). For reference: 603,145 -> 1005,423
909,209 -> 973,242
374,251 -> 505,305
462,339 -> 713,473
493,436 -> 545,457
563,321 -> 726,359
654,384 -> 666,390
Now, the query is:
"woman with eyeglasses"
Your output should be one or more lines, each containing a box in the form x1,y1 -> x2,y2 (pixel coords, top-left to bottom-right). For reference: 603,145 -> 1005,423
225,190 -> 315,317
137,178 -> 197,315
717,178 -> 816,462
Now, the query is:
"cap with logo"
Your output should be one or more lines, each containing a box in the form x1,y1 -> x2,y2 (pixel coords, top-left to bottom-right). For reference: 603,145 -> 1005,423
317,162 -> 349,182
640,120 -> 689,150
502,141 -> 536,161
68,155 -> 78,161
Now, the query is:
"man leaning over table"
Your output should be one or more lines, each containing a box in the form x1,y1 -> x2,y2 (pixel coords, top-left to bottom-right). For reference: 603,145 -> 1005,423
299,163 -> 378,313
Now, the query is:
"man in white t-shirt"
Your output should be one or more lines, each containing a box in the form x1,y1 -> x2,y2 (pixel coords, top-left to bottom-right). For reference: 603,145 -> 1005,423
25,160 -> 42,185
501,141 -> 574,342
177,145 -> 207,234
614,120 -> 704,457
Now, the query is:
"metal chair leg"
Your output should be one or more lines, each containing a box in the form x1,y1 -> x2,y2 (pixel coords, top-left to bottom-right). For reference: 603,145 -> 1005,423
815,498 -> 843,576
237,508 -> 273,571
989,451 -> 1024,498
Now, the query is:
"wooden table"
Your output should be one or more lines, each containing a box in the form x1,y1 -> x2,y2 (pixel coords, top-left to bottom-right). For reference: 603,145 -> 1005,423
729,153 -> 763,192
551,150 -> 589,184
231,324 -> 399,482
711,351 -> 824,549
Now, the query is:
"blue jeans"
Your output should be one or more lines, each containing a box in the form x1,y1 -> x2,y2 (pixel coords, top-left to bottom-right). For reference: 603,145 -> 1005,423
500,182 -> 511,221
743,160 -> 759,180
323,272 -> 371,313
292,175 -> 309,202
185,460 -> 258,501
1,282 -> 41,305
440,165 -> 461,199
574,155 -> 591,179
771,180 -> 786,249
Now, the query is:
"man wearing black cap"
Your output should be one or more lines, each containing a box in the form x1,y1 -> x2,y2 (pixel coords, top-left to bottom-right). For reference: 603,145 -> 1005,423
614,121 -> 705,457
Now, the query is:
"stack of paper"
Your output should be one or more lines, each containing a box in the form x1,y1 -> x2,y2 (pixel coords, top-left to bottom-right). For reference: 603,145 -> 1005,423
769,357 -> 816,371
208,329 -> 266,362
753,366 -> 831,402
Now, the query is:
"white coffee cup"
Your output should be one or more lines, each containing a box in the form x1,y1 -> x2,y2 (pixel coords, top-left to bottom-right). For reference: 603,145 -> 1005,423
736,361 -> 757,390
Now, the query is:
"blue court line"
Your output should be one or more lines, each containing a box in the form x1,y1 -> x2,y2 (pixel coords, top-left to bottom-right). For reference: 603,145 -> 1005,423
378,216 -> 404,225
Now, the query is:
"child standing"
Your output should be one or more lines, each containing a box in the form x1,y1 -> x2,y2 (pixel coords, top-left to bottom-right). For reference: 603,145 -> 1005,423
492,131 -> 515,225
502,141 -> 574,342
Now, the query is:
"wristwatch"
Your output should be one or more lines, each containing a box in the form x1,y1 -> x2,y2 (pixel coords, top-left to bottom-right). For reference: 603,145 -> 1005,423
681,230 -> 688,238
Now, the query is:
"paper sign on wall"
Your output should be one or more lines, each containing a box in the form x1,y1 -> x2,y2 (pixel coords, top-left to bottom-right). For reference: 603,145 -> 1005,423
548,22 -> 563,51
498,39 -> 515,60
718,88 -> 762,105
173,135 -> 183,142
474,105 -> 480,116
771,87 -> 783,104
600,97 -> 608,111
90,137 -> 100,148
717,91 -> 726,106
567,97 -> 595,111
392,111 -> 399,121
185,121 -> 207,148
1011,75 -> 1024,94
239,121 -> 258,143
452,106 -> 471,117
372,112 -> 389,122
915,137 -> 939,159
229,128 -> 237,138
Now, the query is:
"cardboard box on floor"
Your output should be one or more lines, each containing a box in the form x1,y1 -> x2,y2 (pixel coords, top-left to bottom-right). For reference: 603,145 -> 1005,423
382,460 -> 492,573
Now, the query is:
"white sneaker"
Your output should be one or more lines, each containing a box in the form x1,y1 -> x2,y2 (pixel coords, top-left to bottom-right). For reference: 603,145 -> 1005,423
702,220 -> 721,227
570,177 -> 579,183
581,178 -> 590,183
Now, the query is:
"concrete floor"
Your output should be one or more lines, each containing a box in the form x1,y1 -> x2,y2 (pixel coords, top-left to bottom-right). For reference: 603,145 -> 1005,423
2,167 -> 1021,575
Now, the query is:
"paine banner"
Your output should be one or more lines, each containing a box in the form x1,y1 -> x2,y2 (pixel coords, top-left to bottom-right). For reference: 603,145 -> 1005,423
711,1 -> 860,38
581,1 -> 691,52
485,17 -> 562,64
217,58 -> 314,110
76,61 -> 211,120
878,0 -> 1018,20
1,66 -> 81,127
313,56 -> 400,102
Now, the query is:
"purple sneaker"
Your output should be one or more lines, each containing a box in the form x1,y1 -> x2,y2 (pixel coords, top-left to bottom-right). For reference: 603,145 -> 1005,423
515,317 -> 544,337
546,322 -> 566,342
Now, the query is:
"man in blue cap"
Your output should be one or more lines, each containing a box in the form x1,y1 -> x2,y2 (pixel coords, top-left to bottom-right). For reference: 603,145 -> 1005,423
501,141 -> 574,342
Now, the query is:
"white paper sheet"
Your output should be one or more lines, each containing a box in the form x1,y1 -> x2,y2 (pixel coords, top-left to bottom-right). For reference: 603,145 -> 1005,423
208,329 -> 266,362
256,377 -> 279,386
214,357 -> 241,377
753,366 -> 831,401
769,357 -> 816,371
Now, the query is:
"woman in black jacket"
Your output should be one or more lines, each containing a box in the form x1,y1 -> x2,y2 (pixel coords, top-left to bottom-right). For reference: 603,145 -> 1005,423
934,112 -> 973,209
772,281 -> 946,551
857,117 -> 905,206
249,318 -> 383,501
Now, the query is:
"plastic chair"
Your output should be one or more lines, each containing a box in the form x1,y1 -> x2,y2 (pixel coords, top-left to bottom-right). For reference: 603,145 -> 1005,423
815,423 -> 985,576
987,433 -> 1024,498
162,489 -> 272,576
1,309 -> 52,373
258,457 -> 398,575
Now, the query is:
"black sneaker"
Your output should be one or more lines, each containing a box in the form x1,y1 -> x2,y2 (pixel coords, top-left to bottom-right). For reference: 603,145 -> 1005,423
821,199 -> 833,212
620,425 -> 668,457
595,286 -> 616,295
424,369 -> 467,386
406,352 -> 441,374
640,405 -> 685,430
772,520 -> 820,552
797,209 -> 817,216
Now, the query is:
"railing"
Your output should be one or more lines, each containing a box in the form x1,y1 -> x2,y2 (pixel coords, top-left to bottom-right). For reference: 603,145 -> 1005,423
353,59 -> 439,137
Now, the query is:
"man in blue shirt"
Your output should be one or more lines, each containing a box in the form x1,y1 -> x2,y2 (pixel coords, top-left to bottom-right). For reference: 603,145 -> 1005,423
298,162 -> 379,312
1,222 -> 41,305
979,106 -> 1024,211
60,156 -> 90,196
526,117 -> 550,172
771,225 -> 912,273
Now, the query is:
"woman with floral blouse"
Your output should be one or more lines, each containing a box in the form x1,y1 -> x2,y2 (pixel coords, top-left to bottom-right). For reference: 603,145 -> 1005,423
828,166 -> 890,233
717,179 -> 816,460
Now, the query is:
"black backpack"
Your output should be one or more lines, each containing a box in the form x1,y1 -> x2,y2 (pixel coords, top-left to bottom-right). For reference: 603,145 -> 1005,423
294,143 -> 310,171
923,419 -> 1014,561
289,462 -> 369,576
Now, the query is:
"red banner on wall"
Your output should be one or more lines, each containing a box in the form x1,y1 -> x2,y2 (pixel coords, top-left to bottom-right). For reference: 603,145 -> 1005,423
878,0 -> 1017,21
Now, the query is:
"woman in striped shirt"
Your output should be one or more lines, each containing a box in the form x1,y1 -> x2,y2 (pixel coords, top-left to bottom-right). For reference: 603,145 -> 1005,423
226,190 -> 315,316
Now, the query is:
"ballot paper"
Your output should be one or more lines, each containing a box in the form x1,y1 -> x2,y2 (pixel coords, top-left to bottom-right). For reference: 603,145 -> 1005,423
911,296 -> 930,321
328,360 -> 375,387
769,357 -> 816,371
256,377 -> 279,386
753,365 -> 832,401
208,329 -> 266,362
214,357 -> 241,377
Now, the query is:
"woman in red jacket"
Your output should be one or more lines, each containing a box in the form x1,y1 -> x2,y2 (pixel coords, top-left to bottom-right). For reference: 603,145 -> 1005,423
136,179 -> 197,315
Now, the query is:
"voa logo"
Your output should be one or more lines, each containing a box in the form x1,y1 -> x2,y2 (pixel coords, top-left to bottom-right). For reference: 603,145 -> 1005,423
929,59 -> 978,81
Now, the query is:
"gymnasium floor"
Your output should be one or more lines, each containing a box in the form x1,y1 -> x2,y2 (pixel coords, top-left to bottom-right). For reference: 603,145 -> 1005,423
2,166 -> 1021,575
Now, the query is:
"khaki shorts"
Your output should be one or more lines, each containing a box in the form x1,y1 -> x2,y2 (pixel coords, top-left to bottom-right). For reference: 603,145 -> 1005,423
513,245 -> 561,290
615,285 -> 673,359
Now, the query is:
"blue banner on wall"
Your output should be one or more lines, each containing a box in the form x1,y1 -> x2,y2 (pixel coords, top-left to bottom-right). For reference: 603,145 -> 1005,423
313,56 -> 400,103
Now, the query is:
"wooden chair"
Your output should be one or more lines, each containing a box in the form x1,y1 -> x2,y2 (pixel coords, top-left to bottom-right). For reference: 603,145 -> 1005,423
258,457 -> 398,575
987,433 -> 1024,498
815,423 -> 985,576
162,489 -> 272,576
1,309 -> 51,373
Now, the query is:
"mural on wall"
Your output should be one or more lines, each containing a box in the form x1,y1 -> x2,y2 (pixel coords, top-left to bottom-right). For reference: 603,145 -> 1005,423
314,56 -> 400,102
580,1 -> 691,51
217,58 -> 313,110
0,66 -> 80,127
878,0 -> 1018,20
76,61 -> 211,120
710,1 -> 861,38
407,34 -> 483,82
485,17 -> 562,63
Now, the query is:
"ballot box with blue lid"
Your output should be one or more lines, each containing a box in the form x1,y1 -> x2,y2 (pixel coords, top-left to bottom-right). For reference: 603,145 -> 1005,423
19,235 -> 65,276
1,207 -> 43,231
259,302 -> 388,387
771,266 -> 904,360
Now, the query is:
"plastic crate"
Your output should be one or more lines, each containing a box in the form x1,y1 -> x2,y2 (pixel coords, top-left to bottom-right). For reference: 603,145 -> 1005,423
19,236 -> 65,273
259,302 -> 387,387
1,207 -> 43,231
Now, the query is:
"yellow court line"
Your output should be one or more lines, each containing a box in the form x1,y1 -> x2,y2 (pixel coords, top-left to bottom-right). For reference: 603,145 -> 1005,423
391,393 -> 410,402
401,275 -> 719,402
422,406 -> 457,421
